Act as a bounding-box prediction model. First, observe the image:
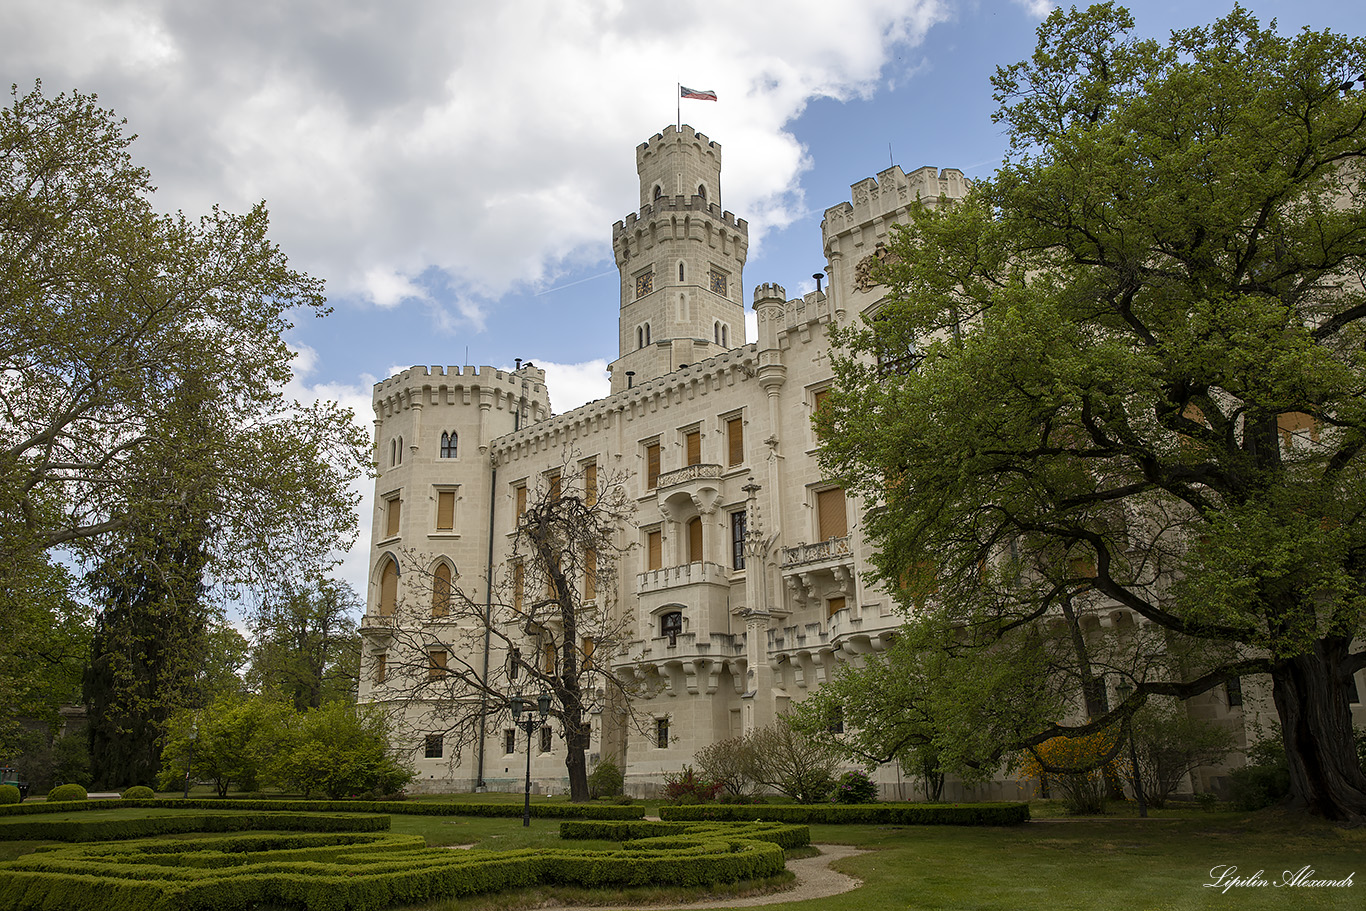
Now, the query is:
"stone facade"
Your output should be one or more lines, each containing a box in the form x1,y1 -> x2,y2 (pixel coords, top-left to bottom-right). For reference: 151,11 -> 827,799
357,124 -> 1363,799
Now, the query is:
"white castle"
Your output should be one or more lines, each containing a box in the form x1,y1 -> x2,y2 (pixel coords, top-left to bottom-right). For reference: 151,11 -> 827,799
357,125 -> 1274,798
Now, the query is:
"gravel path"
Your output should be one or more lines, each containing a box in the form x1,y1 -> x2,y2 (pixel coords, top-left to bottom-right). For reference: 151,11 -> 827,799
545,843 -> 867,911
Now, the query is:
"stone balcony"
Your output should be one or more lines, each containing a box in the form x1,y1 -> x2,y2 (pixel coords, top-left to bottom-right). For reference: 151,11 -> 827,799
656,463 -> 724,516
780,535 -> 852,569
637,561 -> 731,594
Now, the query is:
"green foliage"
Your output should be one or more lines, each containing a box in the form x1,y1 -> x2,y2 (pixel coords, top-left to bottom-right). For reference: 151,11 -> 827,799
45,784 -> 86,802
1129,699 -> 1236,808
267,701 -> 411,799
0,797 -> 644,820
694,735 -> 757,798
660,803 -> 1031,825
1230,729 -> 1292,811
559,820 -> 810,850
663,765 -> 721,804
587,759 -> 624,799
247,579 -> 360,711
833,770 -> 878,804
157,694 -> 295,796
0,788 -> 17,806
120,786 -> 153,800
0,812 -> 385,842
745,716 -> 841,804
822,3 -> 1366,819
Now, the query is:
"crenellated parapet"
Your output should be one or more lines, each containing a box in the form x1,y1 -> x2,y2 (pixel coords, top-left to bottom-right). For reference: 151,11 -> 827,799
372,364 -> 549,422
820,165 -> 969,243
612,198 -> 748,268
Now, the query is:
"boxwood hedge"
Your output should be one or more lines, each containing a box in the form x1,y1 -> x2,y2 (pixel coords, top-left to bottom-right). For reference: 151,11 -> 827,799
0,813 -> 388,843
0,797 -> 642,820
659,802 -> 1030,825
0,820 -> 789,910
560,819 -> 811,850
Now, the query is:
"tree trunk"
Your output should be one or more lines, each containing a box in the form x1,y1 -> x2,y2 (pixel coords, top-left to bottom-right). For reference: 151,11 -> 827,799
1269,639 -> 1366,822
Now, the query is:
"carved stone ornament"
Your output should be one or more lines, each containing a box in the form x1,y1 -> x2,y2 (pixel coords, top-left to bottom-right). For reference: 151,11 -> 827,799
852,243 -> 899,293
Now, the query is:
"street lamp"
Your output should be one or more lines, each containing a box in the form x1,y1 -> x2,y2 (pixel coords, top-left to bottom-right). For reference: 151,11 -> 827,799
1115,682 -> 1148,818
510,691 -> 552,827
183,718 -> 198,799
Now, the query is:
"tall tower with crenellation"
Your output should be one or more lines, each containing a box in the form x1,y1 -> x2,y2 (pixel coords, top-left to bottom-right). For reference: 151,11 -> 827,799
607,125 -> 748,393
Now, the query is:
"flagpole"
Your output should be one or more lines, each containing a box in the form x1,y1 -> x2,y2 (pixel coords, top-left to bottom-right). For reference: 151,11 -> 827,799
676,83 -> 681,132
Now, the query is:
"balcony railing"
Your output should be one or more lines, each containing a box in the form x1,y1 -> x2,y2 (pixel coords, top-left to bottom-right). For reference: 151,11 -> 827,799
781,535 -> 852,568
638,561 -> 730,594
656,463 -> 723,489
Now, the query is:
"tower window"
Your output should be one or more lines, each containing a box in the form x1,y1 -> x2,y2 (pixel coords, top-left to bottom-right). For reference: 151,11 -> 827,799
637,326 -> 643,349
731,510 -> 747,570
379,558 -> 398,617
436,490 -> 456,531
697,184 -> 706,200
645,323 -> 651,344
714,321 -> 720,344
656,717 -> 670,748
432,562 -> 452,618
722,324 -> 728,347
679,262 -> 685,282
440,431 -> 457,459
653,184 -> 663,200
661,610 -> 682,645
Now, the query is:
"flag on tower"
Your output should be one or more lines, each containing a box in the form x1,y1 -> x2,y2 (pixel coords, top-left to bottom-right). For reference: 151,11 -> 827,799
680,86 -> 718,101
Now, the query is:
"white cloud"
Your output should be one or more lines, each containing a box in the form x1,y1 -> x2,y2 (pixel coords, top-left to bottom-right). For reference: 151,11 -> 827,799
3,0 -> 952,332
524,359 -> 612,415
1011,0 -> 1055,18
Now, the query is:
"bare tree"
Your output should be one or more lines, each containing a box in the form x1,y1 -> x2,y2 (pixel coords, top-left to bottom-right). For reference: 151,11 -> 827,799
366,457 -> 642,801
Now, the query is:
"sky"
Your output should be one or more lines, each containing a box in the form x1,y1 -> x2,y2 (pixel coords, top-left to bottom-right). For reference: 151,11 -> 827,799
6,0 -> 1365,605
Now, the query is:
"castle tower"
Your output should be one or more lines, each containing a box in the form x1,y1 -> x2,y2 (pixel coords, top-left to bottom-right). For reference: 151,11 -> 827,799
608,126 -> 749,393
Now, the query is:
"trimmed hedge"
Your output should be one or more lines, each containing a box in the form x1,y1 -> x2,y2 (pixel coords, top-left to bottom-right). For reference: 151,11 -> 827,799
0,797 -> 643,820
44,784 -> 86,802
560,819 -> 811,850
0,813 -> 388,842
0,788 -> 18,807
660,801 -> 1031,825
121,787 -> 155,800
0,821 -> 789,910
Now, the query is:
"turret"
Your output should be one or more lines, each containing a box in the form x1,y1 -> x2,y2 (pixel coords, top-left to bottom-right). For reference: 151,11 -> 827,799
608,125 -> 749,394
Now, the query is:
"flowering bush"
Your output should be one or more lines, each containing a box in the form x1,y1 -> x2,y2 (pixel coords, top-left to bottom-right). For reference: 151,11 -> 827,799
832,770 -> 878,804
663,765 -> 722,804
1019,729 -> 1120,815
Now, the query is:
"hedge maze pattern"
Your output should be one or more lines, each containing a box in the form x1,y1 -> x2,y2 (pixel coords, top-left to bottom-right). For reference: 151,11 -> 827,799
0,814 -> 805,911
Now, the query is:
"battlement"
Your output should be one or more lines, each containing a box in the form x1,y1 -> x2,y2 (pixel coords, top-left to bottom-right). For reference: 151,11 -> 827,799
612,196 -> 747,238
753,283 -> 786,305
637,125 -> 720,163
372,364 -> 547,401
821,165 -> 969,240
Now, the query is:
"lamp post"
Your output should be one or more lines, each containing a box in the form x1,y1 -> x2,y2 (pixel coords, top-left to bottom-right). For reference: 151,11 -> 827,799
1115,682 -> 1148,818
183,718 -> 198,799
510,691 -> 552,828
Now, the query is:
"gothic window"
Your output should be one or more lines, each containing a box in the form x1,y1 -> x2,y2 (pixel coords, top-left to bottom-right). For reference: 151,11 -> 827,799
679,262 -> 685,282
653,184 -> 663,200
697,184 -> 706,200
379,558 -> 398,617
504,729 -> 516,754
440,431 -> 457,459
396,436 -> 403,465
432,562 -> 452,618
714,321 -> 720,344
731,511 -> 746,570
721,324 -> 728,347
539,727 -> 552,753
645,323 -> 651,344
637,326 -> 643,349
656,717 -> 670,748
389,439 -> 396,467
424,734 -> 443,759
661,610 -> 682,645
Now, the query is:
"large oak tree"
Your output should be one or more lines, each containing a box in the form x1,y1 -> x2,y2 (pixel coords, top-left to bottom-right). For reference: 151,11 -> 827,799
819,5 -> 1366,820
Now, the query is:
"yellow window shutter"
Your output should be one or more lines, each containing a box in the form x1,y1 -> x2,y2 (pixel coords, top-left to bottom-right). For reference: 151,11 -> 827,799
429,649 -> 448,679
727,418 -> 743,466
432,563 -> 451,617
516,485 -> 527,517
817,487 -> 847,540
688,517 -> 703,562
686,431 -> 701,466
813,389 -> 830,440
647,530 -> 662,570
386,496 -> 401,537
647,444 -> 660,488
827,596 -> 846,617
436,491 -> 455,530
379,560 -> 398,617
374,652 -> 386,684
583,547 -> 596,600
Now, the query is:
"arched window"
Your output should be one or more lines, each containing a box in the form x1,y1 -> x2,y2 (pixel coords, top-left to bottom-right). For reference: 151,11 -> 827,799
653,184 -> 663,200
440,431 -> 457,459
714,321 -> 720,344
661,610 -> 683,645
379,558 -> 399,617
396,436 -> 403,465
432,562 -> 452,618
645,323 -> 652,345
721,324 -> 728,347
637,326 -> 643,349
687,516 -> 703,563
697,184 -> 706,200
390,439 -> 397,467
679,262 -> 685,282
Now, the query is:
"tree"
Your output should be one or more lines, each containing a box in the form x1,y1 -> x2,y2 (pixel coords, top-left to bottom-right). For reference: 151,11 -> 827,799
158,694 -> 294,797
1130,699 -> 1236,808
821,5 -> 1366,820
371,459 -> 639,802
248,579 -> 360,711
0,81 -> 368,594
268,701 -> 410,799
745,716 -> 842,804
694,735 -> 759,799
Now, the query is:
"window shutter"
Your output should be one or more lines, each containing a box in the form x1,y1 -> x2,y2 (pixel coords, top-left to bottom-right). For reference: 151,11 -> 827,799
584,463 -> 597,505
727,418 -> 743,466
827,596 -> 846,617
513,563 -> 524,609
813,389 -> 830,439
379,560 -> 398,617
817,487 -> 847,539
688,517 -> 703,562
686,431 -> 701,466
548,473 -> 561,500
386,496 -> 401,537
374,652 -> 386,684
436,491 -> 455,530
647,443 -> 660,488
583,547 -> 596,600
429,649 -> 448,679
647,530 -> 662,570
516,485 -> 527,517
432,563 -> 451,617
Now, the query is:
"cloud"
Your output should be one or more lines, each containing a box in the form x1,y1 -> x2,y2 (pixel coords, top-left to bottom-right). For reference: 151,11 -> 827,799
1011,0 -> 1055,18
525,359 -> 612,415
4,0 -> 951,333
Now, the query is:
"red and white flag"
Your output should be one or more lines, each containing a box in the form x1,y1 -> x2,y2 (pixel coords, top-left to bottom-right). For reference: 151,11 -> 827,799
680,86 -> 718,101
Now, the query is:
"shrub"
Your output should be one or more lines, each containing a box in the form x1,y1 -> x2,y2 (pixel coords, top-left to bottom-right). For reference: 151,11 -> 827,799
121,786 -> 154,800
587,759 -> 624,799
1020,730 -> 1120,815
46,783 -> 87,802
832,770 -> 878,804
1130,699 -> 1235,808
0,786 -> 19,805
745,717 -> 839,803
1229,728 -> 1291,811
660,802 -> 1031,825
663,765 -> 721,804
695,735 -> 757,798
